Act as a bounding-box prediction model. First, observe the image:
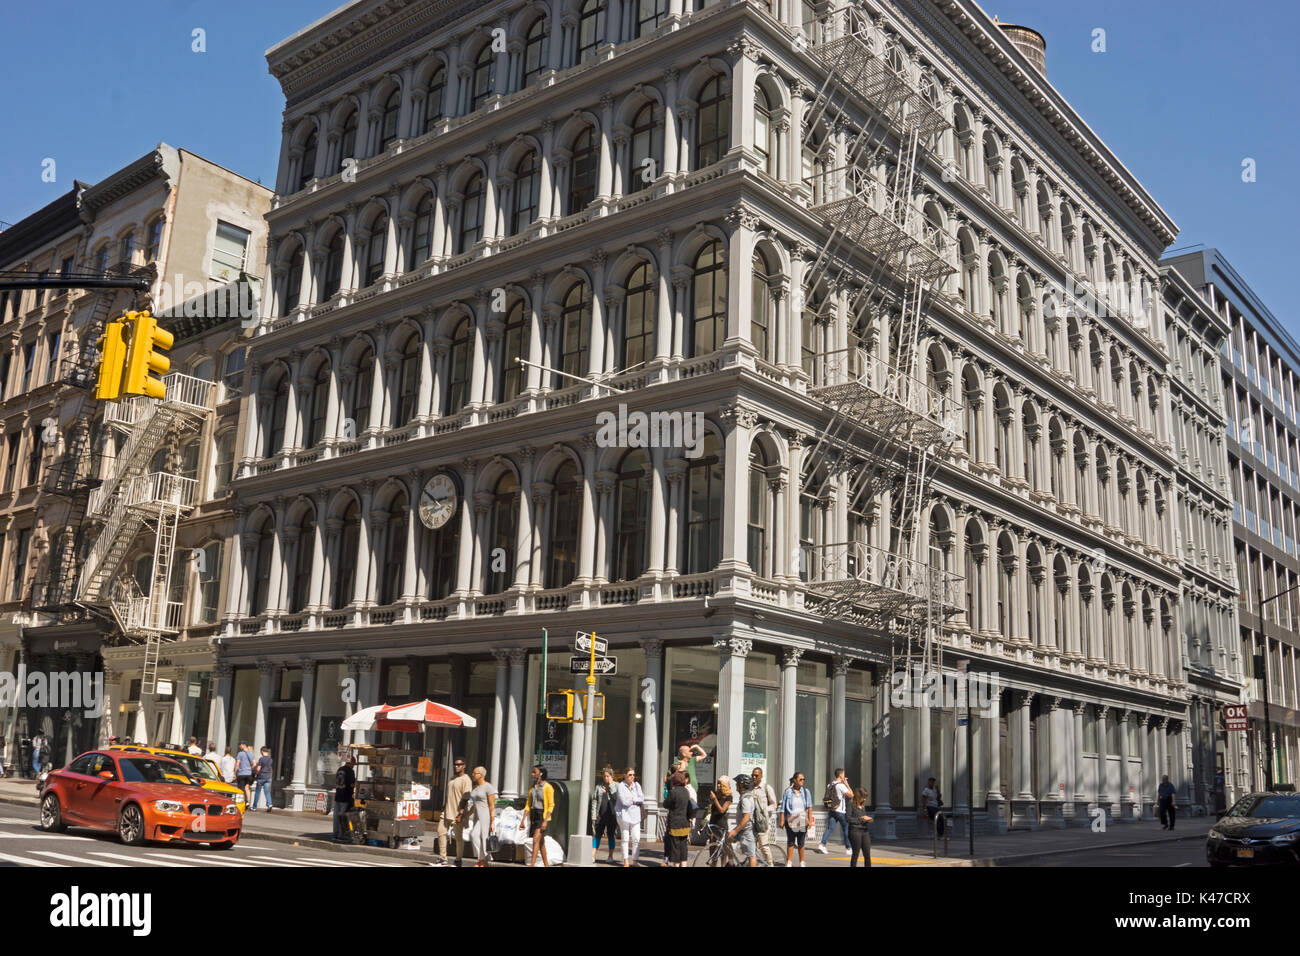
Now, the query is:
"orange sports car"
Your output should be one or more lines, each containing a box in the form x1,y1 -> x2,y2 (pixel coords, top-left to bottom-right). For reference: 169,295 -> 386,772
39,750 -> 243,850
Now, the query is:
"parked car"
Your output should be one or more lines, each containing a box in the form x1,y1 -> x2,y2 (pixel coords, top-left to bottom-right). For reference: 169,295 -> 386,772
39,750 -> 242,849
108,744 -> 247,813
1206,792 -> 1300,867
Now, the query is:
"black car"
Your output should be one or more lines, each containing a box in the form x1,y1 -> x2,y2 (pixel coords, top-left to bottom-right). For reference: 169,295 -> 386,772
1206,792 -> 1300,867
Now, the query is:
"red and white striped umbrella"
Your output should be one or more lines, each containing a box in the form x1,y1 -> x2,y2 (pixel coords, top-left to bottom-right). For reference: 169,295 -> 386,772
341,700 -> 477,732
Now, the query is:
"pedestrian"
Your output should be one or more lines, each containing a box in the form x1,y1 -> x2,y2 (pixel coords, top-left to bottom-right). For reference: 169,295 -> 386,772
590,767 -> 618,864
670,742 -> 707,790
203,741 -> 219,770
517,764 -> 554,867
187,736 -> 202,756
921,776 -> 941,832
615,766 -> 645,867
467,766 -> 496,867
710,775 -> 732,834
729,772 -> 759,867
751,767 -> 778,865
438,757 -> 472,866
31,731 -> 46,776
333,754 -> 357,842
250,746 -> 274,811
662,771 -> 691,867
816,767 -> 852,855
778,771 -> 813,867
219,746 -> 236,784
0,735 -> 7,778
1157,774 -> 1177,830
847,787 -> 873,867
235,742 -> 255,804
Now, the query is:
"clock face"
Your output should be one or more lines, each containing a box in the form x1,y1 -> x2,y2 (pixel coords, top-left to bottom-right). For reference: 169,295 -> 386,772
419,474 -> 457,530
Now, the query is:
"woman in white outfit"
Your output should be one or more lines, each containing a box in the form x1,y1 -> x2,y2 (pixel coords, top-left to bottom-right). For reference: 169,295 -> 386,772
614,767 -> 645,867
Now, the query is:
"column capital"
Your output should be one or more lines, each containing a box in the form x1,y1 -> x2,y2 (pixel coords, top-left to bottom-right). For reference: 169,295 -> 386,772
642,638 -> 664,661
491,648 -> 511,665
714,636 -> 752,659
831,654 -> 852,677
781,647 -> 803,669
508,648 -> 528,666
299,659 -> 317,677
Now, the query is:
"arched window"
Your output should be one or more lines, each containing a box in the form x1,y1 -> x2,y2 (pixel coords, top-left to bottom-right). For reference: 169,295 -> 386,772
996,535 -> 1015,636
380,88 -> 401,150
1049,419 -> 1065,499
459,173 -> 484,253
747,446 -> 770,574
622,262 -> 656,369
338,110 -> 358,171
423,66 -> 446,128
289,511 -> 316,614
411,194 -> 434,267
1022,404 -> 1039,489
323,233 -> 344,299
614,450 -> 649,581
1074,435 -> 1089,513
1096,448 -> 1110,525
521,19 -> 548,87
547,462 -> 581,588
445,319 -> 472,414
993,388 -> 1011,476
222,348 -> 245,400
578,0 -> 606,63
378,492 -> 407,605
485,473 -> 520,594
751,251 -> 774,362
282,249 -> 303,316
1026,548 -> 1043,646
266,376 -> 289,458
963,522 -> 983,627
962,367 -> 981,458
307,361 -> 331,447
497,302 -> 528,403
695,75 -> 730,167
393,332 -> 421,426
983,132 -> 1002,205
426,498 -> 459,601
685,433 -> 723,573
119,232 -> 136,265
802,126 -> 827,202
689,240 -> 726,357
471,44 -> 494,111
512,150 -> 540,233
559,283 -> 591,387
298,130 -> 318,191
249,517 -> 275,616
629,103 -> 663,192
145,217 -> 165,262
342,351 -> 368,442
754,85 -> 775,175
634,0 -> 661,37
365,215 -> 387,286
568,126 -> 598,213
197,541 -> 223,624
332,501 -> 361,609
801,286 -> 823,379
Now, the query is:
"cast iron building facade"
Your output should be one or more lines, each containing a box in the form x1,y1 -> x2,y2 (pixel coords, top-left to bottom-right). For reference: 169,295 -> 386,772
219,0 -> 1191,833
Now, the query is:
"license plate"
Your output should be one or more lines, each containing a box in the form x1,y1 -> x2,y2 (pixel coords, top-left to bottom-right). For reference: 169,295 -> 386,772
1236,847 -> 1254,859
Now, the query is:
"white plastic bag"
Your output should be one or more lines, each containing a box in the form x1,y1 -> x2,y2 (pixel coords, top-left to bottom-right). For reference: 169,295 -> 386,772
496,806 -> 526,844
524,834 -> 565,865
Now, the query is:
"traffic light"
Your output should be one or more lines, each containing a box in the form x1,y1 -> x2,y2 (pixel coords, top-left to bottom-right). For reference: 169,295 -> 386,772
546,690 -> 576,721
121,311 -> 173,399
93,318 -> 128,400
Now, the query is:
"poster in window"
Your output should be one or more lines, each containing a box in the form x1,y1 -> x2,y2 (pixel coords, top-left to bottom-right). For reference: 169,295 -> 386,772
673,710 -> 716,787
537,716 -> 568,779
741,709 -> 767,782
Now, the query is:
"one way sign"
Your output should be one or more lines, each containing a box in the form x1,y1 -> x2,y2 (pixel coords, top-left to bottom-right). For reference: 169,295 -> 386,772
570,655 -> 617,675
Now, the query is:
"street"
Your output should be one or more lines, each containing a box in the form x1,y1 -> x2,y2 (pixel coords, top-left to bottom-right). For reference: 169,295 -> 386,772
0,805 -> 420,868
1005,836 -> 1207,868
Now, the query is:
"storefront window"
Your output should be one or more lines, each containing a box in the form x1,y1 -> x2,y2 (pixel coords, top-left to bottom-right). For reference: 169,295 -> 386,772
228,667 -> 259,750
308,662 -> 348,789
664,646 -> 719,789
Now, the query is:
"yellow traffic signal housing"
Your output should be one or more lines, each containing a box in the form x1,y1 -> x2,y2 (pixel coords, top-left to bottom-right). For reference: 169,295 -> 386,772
547,690 -> 576,721
94,319 -> 128,400
121,311 -> 173,399
575,693 -> 606,721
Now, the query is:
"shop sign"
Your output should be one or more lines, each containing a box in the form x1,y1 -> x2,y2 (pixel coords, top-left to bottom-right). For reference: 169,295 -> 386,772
316,792 -> 327,813
405,784 -> 431,800
395,800 -> 420,820
537,717 -> 568,779
1223,704 -> 1248,732
741,709 -> 767,781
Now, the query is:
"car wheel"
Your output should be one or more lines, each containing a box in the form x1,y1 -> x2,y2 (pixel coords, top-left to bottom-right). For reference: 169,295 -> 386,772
40,794 -> 65,832
118,804 -> 145,846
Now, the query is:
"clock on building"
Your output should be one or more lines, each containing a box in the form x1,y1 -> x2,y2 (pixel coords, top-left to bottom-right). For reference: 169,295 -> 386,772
419,473 -> 457,530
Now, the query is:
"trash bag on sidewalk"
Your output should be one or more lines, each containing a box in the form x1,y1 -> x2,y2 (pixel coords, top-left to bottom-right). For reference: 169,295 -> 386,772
523,834 -> 565,865
496,806 -> 527,844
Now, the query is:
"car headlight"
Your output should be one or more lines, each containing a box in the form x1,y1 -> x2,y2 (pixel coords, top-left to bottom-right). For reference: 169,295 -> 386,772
235,793 -> 245,804
1269,833 -> 1298,845
224,805 -> 240,815
153,800 -> 184,812
1207,830 -> 1223,842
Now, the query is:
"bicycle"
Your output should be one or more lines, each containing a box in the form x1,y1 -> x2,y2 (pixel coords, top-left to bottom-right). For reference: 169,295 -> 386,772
689,823 -> 772,867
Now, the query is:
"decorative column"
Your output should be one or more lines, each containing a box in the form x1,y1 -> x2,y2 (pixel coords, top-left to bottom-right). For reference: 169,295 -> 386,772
779,647 -> 801,797
212,662 -> 233,755
1040,697 -> 1066,828
254,660 -> 275,755
290,659 -> 316,810
640,639 -> 664,840
490,649 -> 509,786
503,648 -> 527,798
714,637 -> 750,788
1096,705 -> 1111,819
873,665 -> 897,838
830,655 -> 848,771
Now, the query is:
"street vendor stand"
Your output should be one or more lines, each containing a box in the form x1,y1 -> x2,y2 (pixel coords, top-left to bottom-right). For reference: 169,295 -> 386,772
340,700 -> 477,849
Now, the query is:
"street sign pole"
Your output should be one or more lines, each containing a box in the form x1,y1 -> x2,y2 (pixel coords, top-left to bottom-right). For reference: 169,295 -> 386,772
569,631 -> 599,867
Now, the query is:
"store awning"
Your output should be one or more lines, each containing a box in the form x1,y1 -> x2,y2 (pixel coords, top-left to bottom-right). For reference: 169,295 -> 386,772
341,700 -> 478,733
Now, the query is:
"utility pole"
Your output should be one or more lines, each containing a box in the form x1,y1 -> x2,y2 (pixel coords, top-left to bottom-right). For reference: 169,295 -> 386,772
567,631 -> 599,867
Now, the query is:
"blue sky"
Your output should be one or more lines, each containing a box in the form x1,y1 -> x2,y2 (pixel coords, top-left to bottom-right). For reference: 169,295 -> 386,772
1,0 -> 1296,333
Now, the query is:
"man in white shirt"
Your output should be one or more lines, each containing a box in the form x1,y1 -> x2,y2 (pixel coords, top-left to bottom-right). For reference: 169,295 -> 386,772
750,767 -> 778,865
219,747 -> 237,783
203,743 -> 220,771
186,736 -> 203,756
816,768 -> 852,855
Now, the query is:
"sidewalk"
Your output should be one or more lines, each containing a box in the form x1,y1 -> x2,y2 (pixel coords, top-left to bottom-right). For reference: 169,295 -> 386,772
0,775 -> 1202,866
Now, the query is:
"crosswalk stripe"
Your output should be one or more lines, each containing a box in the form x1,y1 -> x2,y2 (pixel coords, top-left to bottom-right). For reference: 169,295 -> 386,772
34,850 -> 127,866
298,857 -> 393,867
0,851 -> 63,866
89,851 -> 191,867
142,852 -> 249,867
245,855 -> 332,866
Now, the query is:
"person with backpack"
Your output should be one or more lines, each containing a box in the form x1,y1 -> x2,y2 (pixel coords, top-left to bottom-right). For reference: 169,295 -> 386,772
751,767 -> 777,865
332,754 -> 357,842
816,768 -> 852,855
729,772 -> 760,866
778,771 -> 814,867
